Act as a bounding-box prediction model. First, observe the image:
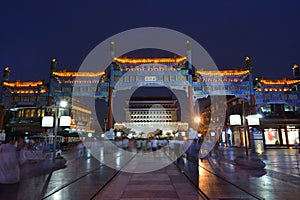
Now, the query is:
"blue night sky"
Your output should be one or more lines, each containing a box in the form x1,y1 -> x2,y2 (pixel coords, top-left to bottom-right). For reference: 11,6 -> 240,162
0,0 -> 299,82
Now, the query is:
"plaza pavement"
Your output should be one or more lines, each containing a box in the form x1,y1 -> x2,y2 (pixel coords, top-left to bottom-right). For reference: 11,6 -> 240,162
0,144 -> 299,200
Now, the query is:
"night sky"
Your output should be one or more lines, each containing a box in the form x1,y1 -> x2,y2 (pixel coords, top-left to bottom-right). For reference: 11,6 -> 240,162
0,0 -> 299,82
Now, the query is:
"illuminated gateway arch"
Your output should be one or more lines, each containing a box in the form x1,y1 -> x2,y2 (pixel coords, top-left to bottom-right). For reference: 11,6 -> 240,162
48,42 -> 256,136
1,42 -> 299,145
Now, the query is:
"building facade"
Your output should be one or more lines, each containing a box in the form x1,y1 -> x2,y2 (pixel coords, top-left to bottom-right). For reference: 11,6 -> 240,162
115,96 -> 188,137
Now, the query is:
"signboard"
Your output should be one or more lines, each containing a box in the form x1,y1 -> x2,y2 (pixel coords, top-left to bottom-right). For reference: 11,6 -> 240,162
60,116 -> 71,127
247,114 -> 261,126
42,116 -> 54,127
229,114 -> 241,125
253,132 -> 263,139
145,76 -> 156,81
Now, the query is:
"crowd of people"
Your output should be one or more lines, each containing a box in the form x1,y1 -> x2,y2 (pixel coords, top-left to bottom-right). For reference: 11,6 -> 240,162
0,133 -> 208,184
111,135 -> 207,161
0,136 -> 65,184
113,137 -> 169,152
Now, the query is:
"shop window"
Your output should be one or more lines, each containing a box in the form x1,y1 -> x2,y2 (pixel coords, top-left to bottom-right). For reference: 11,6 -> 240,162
287,128 -> 299,145
40,109 -> 45,117
13,96 -> 20,102
17,110 -> 24,118
30,96 -> 36,102
30,109 -> 35,117
261,104 -> 271,113
284,104 -> 293,112
264,128 -> 279,145
38,96 -> 46,102
25,109 -> 31,118
23,97 -> 29,102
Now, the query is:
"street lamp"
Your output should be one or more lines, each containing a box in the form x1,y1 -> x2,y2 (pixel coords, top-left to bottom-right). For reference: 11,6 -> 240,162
52,100 -> 68,163
194,116 -> 201,124
194,116 -> 201,131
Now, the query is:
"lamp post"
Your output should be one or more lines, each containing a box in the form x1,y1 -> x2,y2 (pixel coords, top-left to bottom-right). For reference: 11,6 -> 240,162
52,100 -> 68,163
242,99 -> 249,157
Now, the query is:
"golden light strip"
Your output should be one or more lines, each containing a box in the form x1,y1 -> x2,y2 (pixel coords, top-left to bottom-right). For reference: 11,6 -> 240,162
260,79 -> 300,85
64,80 -> 99,84
52,71 -> 105,77
196,69 -> 250,76
114,57 -> 187,64
263,88 -> 291,92
200,78 -> 242,82
3,81 -> 44,87
72,105 -> 92,114
12,89 -> 47,94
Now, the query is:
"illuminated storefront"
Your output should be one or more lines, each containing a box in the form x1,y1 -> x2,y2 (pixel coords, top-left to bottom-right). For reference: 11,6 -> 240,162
261,118 -> 300,147
264,128 -> 280,145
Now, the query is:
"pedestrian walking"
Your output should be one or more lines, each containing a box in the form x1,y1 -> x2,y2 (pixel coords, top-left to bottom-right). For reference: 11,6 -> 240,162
0,137 -> 20,184
151,137 -> 158,151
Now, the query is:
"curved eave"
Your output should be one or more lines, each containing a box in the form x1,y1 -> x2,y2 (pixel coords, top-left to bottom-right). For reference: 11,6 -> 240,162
2,81 -> 44,88
196,69 -> 250,76
260,79 -> 300,85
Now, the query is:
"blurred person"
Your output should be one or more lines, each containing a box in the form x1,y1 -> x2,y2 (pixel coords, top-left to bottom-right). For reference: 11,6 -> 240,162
151,137 -> 158,151
135,139 -> 142,152
142,139 -> 147,152
0,137 -> 20,184
128,139 -> 134,152
122,137 -> 129,150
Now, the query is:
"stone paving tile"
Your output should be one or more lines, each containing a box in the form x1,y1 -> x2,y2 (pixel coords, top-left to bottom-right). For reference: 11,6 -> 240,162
95,163 -> 204,200
128,180 -> 171,185
166,170 -> 180,176
120,198 -> 179,200
130,174 -> 170,181
125,185 -> 174,191
177,194 -> 204,200
121,190 -> 178,198
97,173 -> 131,200
168,175 -> 186,184
173,183 -> 199,195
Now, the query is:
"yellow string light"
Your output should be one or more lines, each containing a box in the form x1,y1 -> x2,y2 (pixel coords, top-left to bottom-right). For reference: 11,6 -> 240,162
13,89 -> 47,94
3,81 -> 43,87
64,80 -> 100,84
52,71 -> 105,77
260,78 -> 300,85
114,57 -> 187,64
196,69 -> 250,76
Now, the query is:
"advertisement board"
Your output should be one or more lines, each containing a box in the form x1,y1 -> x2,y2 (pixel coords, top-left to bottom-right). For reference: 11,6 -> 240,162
42,116 -> 54,127
229,114 -> 241,125
60,116 -> 71,127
